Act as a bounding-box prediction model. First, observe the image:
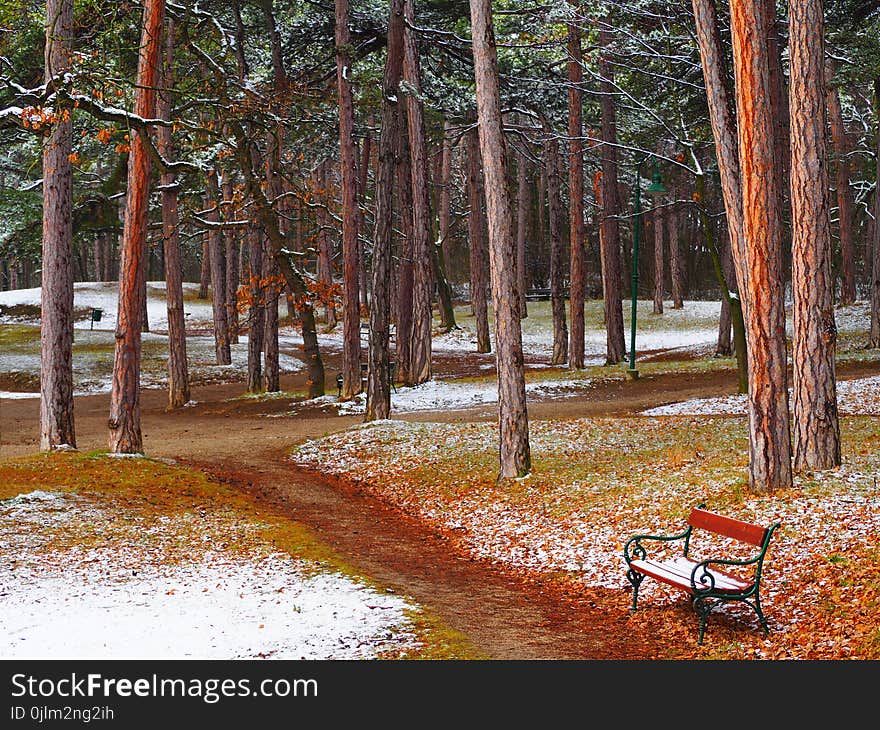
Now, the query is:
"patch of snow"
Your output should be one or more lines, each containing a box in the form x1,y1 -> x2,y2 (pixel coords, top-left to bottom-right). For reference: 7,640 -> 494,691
0,284 -> 304,396
299,376 -> 596,416
0,555 -> 419,659
0,281 -> 232,332
0,492 -> 420,660
640,374 -> 880,416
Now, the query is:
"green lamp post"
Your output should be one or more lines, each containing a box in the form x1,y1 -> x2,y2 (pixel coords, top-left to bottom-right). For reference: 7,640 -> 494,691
626,156 -> 665,381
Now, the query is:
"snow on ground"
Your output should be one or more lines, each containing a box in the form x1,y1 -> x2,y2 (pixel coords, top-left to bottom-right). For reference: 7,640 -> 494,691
0,283 -> 304,398
274,299 -> 727,362
641,374 -> 880,416
0,281 -> 216,332
0,333 -> 304,400
430,299 -> 722,360
290,376 -> 597,416
0,490 -> 420,660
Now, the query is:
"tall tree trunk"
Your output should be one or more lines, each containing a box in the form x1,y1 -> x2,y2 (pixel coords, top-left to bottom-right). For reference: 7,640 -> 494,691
336,0 -> 362,398
668,185 -> 685,309
141,246 -> 150,334
366,0 -> 404,421
316,164 -> 337,328
222,175 -> 239,345
109,0 -> 164,454
262,127 -> 283,392
260,0 -> 287,90
717,289 -> 732,354
730,0 -> 793,492
439,118 -> 455,284
262,236 -> 280,392
430,138 -> 457,333
469,0 -> 531,479
395,121 -> 415,385
789,0 -> 840,471
871,78 -> 880,348
544,122 -> 568,366
40,0 -> 76,451
536,151 -> 547,265
359,119 -> 373,310
432,236 -> 457,331
716,221 -> 733,356
567,12 -> 585,368
233,132 -> 324,398
598,28 -> 625,363
515,144 -> 529,318
766,0 -> 791,257
205,169 -> 231,365
198,239 -> 210,299
692,0 -> 749,307
697,175 -> 748,392
403,0 -> 434,386
825,62 -> 857,306
157,17 -> 189,409
652,199 -> 665,314
93,233 -> 105,283
466,125 -> 491,354
246,225 -> 264,393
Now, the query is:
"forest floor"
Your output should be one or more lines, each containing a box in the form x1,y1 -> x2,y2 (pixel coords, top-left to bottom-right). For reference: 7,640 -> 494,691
1,358 -> 739,659
2,292 -> 880,659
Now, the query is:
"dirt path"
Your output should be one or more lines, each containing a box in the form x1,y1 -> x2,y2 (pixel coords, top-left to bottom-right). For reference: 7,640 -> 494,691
2,357 -> 875,659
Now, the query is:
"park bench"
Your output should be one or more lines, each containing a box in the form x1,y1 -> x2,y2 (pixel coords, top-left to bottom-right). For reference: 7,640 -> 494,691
525,286 -> 570,301
525,288 -> 551,301
335,362 -> 396,398
623,504 -> 781,644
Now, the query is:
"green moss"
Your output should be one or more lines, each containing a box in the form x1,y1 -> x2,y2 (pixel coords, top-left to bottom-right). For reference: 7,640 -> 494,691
0,323 -> 40,349
398,609 -> 487,659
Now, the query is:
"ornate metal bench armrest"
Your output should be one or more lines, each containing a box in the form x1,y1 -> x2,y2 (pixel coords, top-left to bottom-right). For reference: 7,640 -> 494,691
623,527 -> 691,564
689,555 -> 761,594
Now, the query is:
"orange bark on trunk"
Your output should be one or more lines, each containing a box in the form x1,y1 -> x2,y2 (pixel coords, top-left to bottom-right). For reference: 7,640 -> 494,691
109,0 -> 165,454
729,0 -> 792,492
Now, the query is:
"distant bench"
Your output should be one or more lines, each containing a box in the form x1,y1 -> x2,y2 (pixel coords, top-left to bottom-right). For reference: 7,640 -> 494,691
525,288 -> 551,301
623,504 -> 781,644
336,362 -> 396,397
524,288 -> 569,301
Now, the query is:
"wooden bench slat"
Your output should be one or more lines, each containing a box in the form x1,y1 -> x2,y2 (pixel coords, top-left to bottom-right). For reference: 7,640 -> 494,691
688,508 -> 768,547
630,557 -> 753,595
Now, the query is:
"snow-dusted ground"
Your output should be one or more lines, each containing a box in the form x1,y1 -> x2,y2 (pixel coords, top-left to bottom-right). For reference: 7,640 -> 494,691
296,376 -> 597,416
0,490 -> 420,660
0,281 -> 216,332
284,299 -> 727,362
290,417 -> 880,659
0,282 -> 304,398
3,284 -> 875,410
642,374 -> 880,416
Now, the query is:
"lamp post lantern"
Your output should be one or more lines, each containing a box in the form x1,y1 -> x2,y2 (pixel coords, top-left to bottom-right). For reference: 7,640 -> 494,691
627,156 -> 665,381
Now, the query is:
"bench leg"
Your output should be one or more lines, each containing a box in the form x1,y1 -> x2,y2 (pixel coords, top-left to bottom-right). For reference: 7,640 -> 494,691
693,596 -> 714,645
625,569 -> 644,613
751,596 -> 769,635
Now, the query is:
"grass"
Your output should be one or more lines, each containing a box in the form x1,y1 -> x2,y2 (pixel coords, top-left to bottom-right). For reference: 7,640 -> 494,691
0,451 -> 480,660
0,323 -> 257,392
0,323 -> 40,348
